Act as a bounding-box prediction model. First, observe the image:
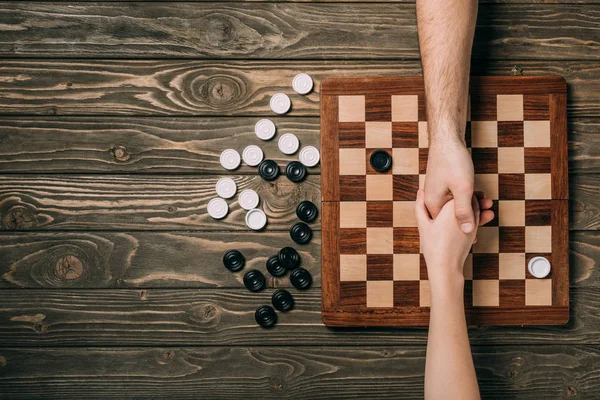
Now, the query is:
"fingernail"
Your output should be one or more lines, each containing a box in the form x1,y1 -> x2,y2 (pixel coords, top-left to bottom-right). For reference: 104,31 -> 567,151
461,223 -> 473,233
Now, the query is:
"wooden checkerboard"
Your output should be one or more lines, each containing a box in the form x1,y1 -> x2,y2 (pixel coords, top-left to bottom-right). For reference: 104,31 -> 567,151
320,76 -> 569,327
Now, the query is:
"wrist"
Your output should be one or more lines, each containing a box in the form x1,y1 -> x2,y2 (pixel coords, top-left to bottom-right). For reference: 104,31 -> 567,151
428,266 -> 465,299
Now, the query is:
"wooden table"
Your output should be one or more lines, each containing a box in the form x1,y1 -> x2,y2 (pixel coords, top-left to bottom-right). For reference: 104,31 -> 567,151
0,2 -> 598,398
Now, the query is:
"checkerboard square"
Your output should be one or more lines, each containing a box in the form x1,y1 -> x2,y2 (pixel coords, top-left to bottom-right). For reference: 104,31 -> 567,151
471,121 -> 498,147
419,280 -> 431,307
470,95 -> 497,120
393,254 -> 420,280
338,122 -> 366,148
393,227 -> 420,254
340,254 -> 367,281
367,227 -> 394,254
499,280 -> 526,307
524,148 -> 551,174
366,122 -> 392,148
526,279 -> 552,306
463,281 -> 473,307
339,95 -> 365,122
473,227 -> 499,253
339,228 -> 366,254
367,202 -> 393,227
393,201 -> 417,227
366,148 -> 393,175
473,254 -> 499,279
418,148 -> 428,174
526,226 -> 552,253
499,200 -> 525,226
393,281 -> 420,306
499,253 -> 526,279
500,227 -> 525,253
525,200 -> 552,226
339,148 -> 366,175
367,254 -> 394,280
526,253 -> 552,279
419,254 -> 428,280
472,148 -> 498,174
340,201 -> 367,228
498,121 -> 524,147
393,175 -> 419,201
499,174 -> 525,200
473,280 -> 500,306
392,148 -> 419,174
365,95 -> 392,121
391,95 -> 418,121
339,176 -> 366,201
366,175 -> 393,201
525,173 -> 551,199
418,121 -> 429,148
367,281 -> 394,307
524,121 -> 551,147
474,174 -> 499,200
339,282 -> 367,306
497,95 -> 524,121
392,122 -> 419,148
498,147 -> 525,174
463,254 -> 473,280
523,95 -> 550,120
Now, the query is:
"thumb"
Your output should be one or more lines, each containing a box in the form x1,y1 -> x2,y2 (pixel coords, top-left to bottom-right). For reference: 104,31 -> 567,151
414,189 -> 432,227
453,188 -> 475,233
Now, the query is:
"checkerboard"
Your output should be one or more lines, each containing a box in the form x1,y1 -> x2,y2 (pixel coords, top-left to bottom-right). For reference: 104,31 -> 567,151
321,76 -> 569,326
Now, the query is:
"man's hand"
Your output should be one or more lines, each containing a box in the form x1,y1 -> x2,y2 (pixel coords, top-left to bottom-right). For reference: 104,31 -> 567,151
425,136 -> 477,233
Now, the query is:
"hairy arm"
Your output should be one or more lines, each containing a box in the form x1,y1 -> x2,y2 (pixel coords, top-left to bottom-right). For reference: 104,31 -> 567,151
416,0 -> 479,232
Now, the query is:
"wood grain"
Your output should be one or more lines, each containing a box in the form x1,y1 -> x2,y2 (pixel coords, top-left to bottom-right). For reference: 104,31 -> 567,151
0,61 -> 599,117
0,4 -> 597,60
0,175 -> 320,231
0,346 -> 597,399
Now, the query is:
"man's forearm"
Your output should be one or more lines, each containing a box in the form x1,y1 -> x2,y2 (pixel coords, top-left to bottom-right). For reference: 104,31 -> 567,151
417,0 -> 478,145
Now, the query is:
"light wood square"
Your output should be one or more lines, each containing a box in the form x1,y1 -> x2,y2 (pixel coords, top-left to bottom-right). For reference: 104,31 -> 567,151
498,147 -> 524,174
473,227 -> 499,253
463,254 -> 473,280
367,280 -> 394,307
471,121 -> 498,147
419,174 -> 426,190
524,121 -> 551,147
393,254 -> 420,280
420,280 -> 431,307
474,174 -> 499,200
499,200 -> 525,226
339,149 -> 366,175
340,255 -> 367,281
391,95 -> 418,122
340,201 -> 367,228
367,227 -> 394,254
366,175 -> 393,201
339,95 -> 365,122
526,226 -> 552,253
418,121 -> 429,148
393,201 -> 417,227
366,122 -> 392,148
525,173 -> 551,199
497,95 -> 524,121
392,148 -> 419,174
526,279 -> 552,306
473,280 -> 500,306
499,253 -> 526,279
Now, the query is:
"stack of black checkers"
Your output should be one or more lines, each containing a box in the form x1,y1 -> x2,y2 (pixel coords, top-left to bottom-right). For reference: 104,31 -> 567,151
290,200 -> 318,245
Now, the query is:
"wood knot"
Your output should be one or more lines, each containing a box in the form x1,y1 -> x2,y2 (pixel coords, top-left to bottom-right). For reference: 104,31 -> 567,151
510,65 -> 524,76
2,206 -> 36,230
567,384 -> 577,397
115,278 -> 124,286
111,146 -> 131,162
205,15 -> 236,46
198,76 -> 243,107
506,369 -> 518,379
0,355 -> 5,368
157,350 -> 176,365
167,205 -> 177,213
139,290 -> 148,300
269,377 -> 286,393
189,303 -> 221,326
55,255 -> 84,280
33,323 -> 48,334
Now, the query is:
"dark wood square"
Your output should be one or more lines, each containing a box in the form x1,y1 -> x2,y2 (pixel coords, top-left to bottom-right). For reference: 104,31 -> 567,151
366,148 -> 393,175
525,200 -> 552,226
339,282 -> 367,306
393,227 -> 420,253
472,148 -> 499,174
418,148 -> 429,174
498,121 -> 524,147
392,122 -> 419,148
420,254 -> 428,280
367,254 -> 394,280
339,176 -> 366,201
499,174 -> 525,200
523,95 -> 550,120
472,254 -> 499,279
366,95 -> 392,121
418,95 -> 427,121
340,228 -> 366,254
463,280 -> 473,307
464,121 -> 472,148
338,122 -> 366,148
525,253 -> 553,279
393,175 -> 419,201
499,227 -> 526,253
393,281 -> 420,307
470,94 -> 497,121
367,202 -> 394,227
499,280 -> 526,307
524,147 -> 551,173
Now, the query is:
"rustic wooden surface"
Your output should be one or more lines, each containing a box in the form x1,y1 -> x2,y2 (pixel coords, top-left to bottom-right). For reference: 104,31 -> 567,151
0,0 -> 599,398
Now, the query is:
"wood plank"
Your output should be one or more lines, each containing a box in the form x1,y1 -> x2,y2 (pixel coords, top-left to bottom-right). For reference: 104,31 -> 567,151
0,116 -> 598,173
0,230 -> 596,289
0,175 -> 321,231
0,346 -> 597,399
0,4 -> 597,60
0,61 -> 599,117
570,174 -> 600,230
0,287 -> 598,346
